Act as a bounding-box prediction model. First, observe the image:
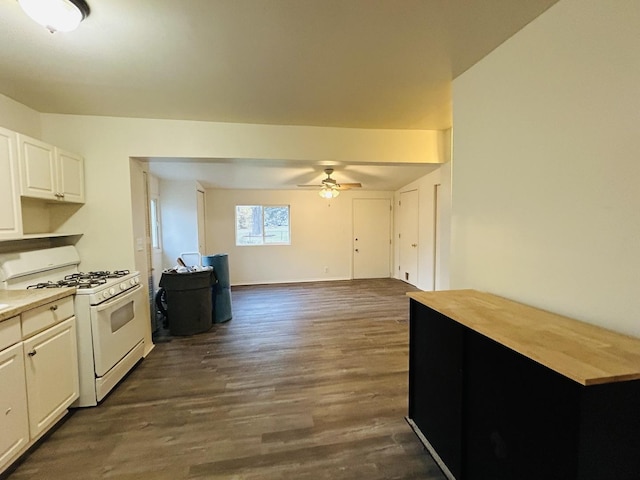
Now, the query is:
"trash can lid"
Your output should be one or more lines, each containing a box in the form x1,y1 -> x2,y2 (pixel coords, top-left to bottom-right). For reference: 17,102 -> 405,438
159,269 -> 214,290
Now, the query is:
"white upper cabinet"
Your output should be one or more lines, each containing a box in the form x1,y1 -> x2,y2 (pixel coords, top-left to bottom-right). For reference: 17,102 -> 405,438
56,148 -> 85,203
17,134 -> 56,201
0,127 -> 23,240
17,134 -> 85,204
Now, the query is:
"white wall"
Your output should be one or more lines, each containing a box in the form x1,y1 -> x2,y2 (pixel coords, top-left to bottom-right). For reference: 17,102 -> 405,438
451,0 -> 640,337
159,180 -> 200,269
394,162 -> 451,291
128,159 -> 153,354
36,114 -> 444,273
0,93 -> 41,138
206,188 -> 393,285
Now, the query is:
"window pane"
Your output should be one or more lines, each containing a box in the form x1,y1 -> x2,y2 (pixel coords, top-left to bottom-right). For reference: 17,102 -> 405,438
236,206 -> 264,245
264,206 -> 290,244
150,198 -> 160,249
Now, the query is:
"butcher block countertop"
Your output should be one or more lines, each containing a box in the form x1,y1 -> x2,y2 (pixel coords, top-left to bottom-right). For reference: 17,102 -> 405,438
0,288 -> 76,322
408,289 -> 640,386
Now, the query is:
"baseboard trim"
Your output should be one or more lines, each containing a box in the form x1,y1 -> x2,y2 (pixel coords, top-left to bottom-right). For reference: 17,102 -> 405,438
405,417 -> 457,480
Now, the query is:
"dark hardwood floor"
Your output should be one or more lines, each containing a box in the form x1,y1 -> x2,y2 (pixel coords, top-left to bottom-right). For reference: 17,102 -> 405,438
6,279 -> 446,480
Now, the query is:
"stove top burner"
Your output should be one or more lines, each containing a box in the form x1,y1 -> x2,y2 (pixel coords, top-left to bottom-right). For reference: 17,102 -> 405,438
26,281 -> 63,289
26,269 -> 133,290
62,278 -> 108,288
64,270 -> 130,280
26,278 -> 109,289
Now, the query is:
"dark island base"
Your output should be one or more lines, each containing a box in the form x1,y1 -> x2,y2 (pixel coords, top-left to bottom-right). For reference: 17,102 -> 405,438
408,300 -> 640,480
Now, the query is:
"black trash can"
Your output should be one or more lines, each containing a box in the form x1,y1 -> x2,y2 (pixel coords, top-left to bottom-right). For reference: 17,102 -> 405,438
203,254 -> 232,323
158,269 -> 215,335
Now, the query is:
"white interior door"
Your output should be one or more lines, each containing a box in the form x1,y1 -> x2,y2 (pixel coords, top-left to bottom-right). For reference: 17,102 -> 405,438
399,190 -> 419,285
433,183 -> 442,290
353,198 -> 391,279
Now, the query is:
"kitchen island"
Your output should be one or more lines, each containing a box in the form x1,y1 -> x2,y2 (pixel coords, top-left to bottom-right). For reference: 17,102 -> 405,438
407,289 -> 640,480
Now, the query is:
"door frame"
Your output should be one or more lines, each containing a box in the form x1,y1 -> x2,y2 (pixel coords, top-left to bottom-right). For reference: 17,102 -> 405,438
398,189 -> 419,286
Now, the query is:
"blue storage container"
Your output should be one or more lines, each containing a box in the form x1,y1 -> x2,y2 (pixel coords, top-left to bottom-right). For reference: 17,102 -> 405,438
203,253 -> 232,323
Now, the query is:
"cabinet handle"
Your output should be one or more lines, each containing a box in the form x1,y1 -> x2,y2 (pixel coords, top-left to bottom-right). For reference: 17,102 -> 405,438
28,349 -> 37,357
50,304 -> 58,311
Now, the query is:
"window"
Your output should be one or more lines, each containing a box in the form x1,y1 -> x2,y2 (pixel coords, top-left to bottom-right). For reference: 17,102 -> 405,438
235,205 -> 290,246
150,197 -> 162,249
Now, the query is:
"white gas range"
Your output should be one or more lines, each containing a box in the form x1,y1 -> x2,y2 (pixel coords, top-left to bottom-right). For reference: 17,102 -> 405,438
0,246 -> 146,406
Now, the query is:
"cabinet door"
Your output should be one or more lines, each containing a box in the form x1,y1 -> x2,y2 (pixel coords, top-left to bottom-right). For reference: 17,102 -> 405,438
56,148 -> 85,203
23,317 -> 79,439
408,301 -> 464,479
17,134 -> 57,201
0,127 -> 23,239
0,343 -> 29,472
464,330 -> 580,480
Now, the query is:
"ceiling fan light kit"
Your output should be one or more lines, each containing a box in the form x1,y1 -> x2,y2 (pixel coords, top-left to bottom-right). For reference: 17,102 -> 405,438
298,168 -> 362,198
18,0 -> 90,33
319,186 -> 340,199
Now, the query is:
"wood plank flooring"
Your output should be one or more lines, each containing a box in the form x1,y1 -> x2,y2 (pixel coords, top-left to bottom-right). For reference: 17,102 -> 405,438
5,279 -> 446,480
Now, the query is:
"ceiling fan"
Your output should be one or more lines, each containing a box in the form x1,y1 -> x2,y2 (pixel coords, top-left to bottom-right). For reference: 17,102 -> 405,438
297,168 -> 362,198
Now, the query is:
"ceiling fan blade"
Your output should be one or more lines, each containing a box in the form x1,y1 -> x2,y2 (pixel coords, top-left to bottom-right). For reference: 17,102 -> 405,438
336,182 -> 362,190
297,184 -> 324,188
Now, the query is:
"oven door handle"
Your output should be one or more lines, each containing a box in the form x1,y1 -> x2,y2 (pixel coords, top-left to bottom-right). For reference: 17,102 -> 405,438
95,283 -> 142,312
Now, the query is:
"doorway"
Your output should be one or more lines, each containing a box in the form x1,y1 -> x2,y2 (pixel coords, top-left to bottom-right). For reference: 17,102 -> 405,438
353,198 -> 391,279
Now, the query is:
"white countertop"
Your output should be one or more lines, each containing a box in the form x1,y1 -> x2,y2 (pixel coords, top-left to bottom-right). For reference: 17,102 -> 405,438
0,288 -> 76,322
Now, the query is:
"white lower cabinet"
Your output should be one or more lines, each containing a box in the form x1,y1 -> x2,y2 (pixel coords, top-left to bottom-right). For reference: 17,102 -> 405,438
0,293 -> 79,476
23,317 -> 79,439
0,342 -> 29,472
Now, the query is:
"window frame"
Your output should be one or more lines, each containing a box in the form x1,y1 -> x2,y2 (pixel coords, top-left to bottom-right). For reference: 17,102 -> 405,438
150,197 -> 162,250
235,204 -> 291,246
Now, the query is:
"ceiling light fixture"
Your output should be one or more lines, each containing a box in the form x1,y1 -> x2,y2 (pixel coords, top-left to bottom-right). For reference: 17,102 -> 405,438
18,0 -> 90,33
319,186 -> 339,199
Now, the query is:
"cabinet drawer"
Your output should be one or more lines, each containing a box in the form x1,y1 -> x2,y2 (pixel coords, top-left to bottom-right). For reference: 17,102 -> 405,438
0,316 -> 21,351
21,296 -> 74,338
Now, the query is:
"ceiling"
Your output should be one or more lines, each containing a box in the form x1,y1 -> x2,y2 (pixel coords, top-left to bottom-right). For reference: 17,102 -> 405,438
0,0 -> 558,190
142,157 -> 442,190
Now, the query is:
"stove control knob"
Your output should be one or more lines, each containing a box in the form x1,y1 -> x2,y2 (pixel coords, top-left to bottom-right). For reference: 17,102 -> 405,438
120,283 -> 127,291
130,279 -> 136,286
109,287 -> 115,295
103,291 -> 110,299
134,277 -> 140,284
